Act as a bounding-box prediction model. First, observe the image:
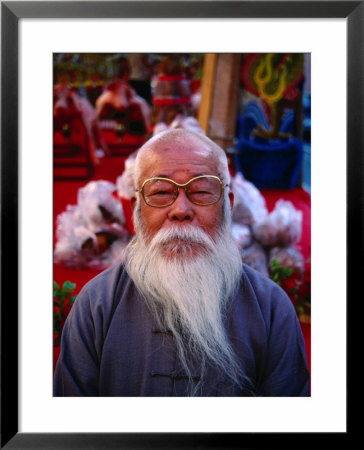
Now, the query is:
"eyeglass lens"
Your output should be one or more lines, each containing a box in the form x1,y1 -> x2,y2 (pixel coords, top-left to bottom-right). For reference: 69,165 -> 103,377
143,177 -> 222,206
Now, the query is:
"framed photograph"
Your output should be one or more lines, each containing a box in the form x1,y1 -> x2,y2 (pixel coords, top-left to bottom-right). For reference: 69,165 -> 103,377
1,1 -> 358,448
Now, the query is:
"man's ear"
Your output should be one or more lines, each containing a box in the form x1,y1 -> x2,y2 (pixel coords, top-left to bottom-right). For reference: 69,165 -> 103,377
130,195 -> 137,212
228,191 -> 234,210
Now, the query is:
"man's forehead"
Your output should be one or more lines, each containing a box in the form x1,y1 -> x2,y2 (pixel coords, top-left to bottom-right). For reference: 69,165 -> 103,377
140,148 -> 217,176
141,136 -> 216,161
137,152 -> 218,186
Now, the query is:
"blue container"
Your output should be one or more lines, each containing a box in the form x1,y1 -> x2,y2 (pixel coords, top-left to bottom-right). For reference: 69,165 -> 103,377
302,143 -> 311,193
234,136 -> 303,189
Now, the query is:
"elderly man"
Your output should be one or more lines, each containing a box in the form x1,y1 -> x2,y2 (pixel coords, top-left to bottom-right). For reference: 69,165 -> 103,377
54,129 -> 310,397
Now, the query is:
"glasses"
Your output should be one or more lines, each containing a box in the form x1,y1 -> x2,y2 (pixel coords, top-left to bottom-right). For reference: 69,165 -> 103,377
137,175 -> 227,208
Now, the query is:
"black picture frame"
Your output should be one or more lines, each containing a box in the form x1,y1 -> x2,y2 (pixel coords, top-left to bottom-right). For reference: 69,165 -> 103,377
1,1 -> 358,448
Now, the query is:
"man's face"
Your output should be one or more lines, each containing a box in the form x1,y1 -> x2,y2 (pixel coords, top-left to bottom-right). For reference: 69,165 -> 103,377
132,138 -> 233,249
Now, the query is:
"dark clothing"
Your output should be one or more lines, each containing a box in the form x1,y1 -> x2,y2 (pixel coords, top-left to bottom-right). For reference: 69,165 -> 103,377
54,263 -> 310,397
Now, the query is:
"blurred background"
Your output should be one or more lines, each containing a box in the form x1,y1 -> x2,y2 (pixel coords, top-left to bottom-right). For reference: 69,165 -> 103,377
53,53 -> 311,370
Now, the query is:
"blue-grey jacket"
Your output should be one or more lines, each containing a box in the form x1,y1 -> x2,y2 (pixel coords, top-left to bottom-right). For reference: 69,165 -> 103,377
54,263 -> 310,396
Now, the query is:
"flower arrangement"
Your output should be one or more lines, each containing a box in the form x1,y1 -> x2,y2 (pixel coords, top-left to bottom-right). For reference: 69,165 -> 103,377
53,280 -> 77,347
270,258 -> 311,323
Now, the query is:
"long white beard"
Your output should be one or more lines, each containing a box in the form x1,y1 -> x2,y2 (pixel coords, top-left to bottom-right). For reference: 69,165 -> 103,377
123,201 -> 246,395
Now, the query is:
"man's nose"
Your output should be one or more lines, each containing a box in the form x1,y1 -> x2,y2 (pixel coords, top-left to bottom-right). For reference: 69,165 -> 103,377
167,188 -> 194,222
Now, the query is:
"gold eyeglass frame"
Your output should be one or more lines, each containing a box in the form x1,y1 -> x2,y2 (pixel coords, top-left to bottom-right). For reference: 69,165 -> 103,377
137,175 -> 227,208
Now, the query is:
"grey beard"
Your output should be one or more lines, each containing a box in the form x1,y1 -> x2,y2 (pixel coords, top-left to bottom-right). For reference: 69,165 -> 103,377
123,200 -> 246,395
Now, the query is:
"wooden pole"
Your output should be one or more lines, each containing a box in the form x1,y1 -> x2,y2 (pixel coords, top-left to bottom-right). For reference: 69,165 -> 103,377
198,54 -> 217,134
198,54 -> 241,151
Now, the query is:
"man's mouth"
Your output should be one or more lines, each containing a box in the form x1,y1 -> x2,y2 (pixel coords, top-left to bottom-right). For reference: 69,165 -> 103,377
159,238 -> 208,258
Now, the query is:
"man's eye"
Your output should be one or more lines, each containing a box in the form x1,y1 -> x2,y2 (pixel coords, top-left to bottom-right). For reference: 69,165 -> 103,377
189,190 -> 212,196
151,190 -> 171,196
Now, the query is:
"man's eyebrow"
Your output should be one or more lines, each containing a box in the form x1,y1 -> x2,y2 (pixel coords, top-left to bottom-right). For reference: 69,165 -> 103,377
143,174 -> 170,180
151,173 -> 210,179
